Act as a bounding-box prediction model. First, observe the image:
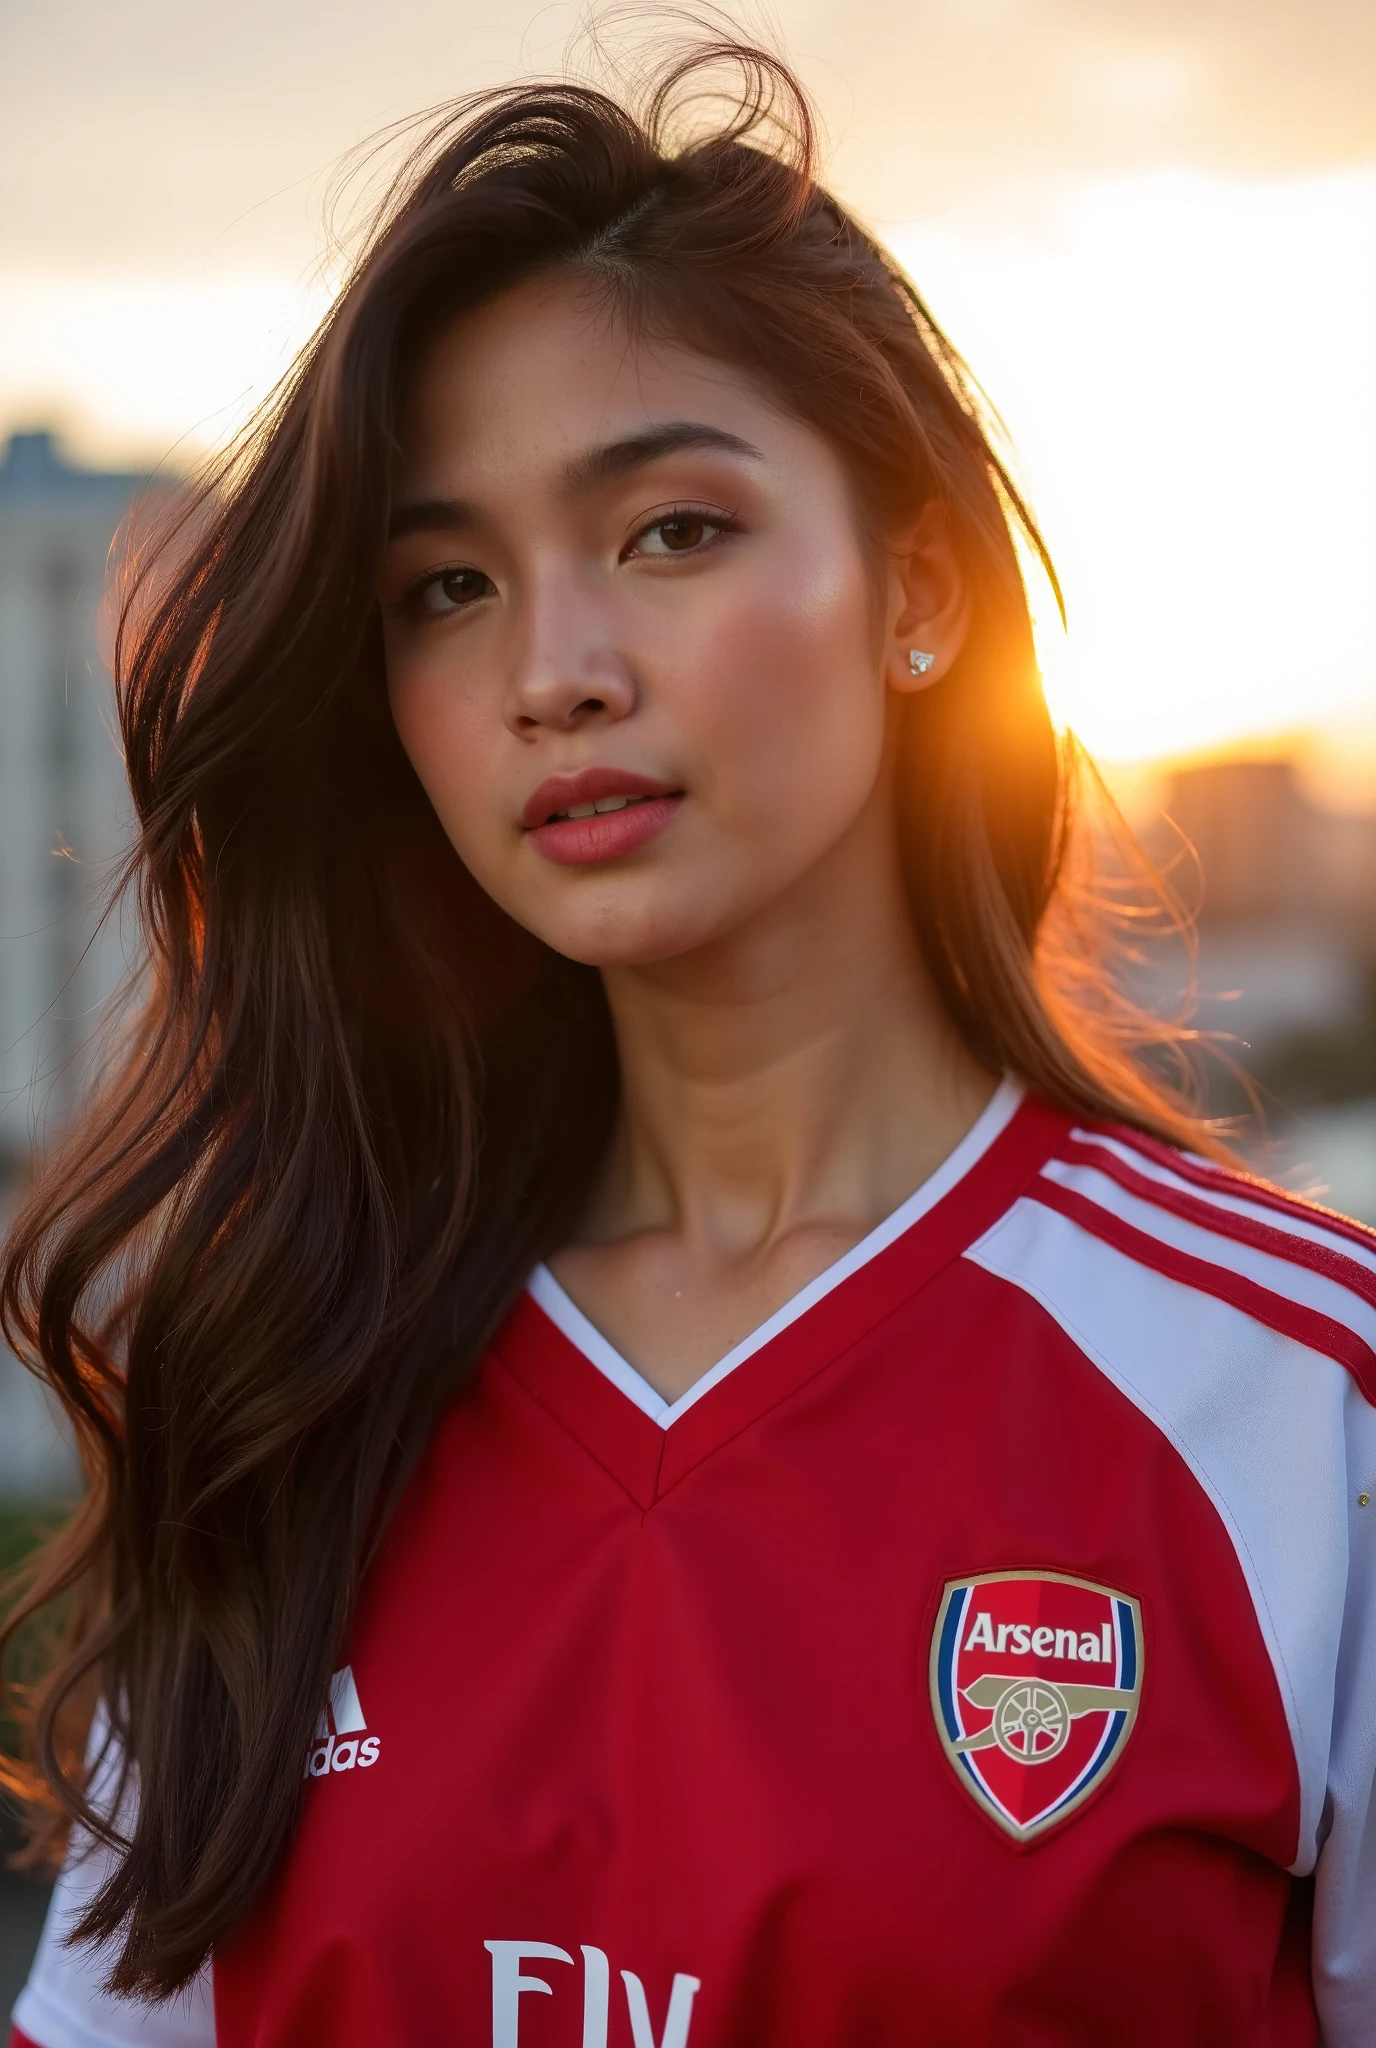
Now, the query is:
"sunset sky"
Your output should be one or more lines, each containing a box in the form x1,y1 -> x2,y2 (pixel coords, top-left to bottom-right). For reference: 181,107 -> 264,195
3,0 -> 1374,779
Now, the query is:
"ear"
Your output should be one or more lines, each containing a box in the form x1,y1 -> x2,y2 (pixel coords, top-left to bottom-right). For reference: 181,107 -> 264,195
882,501 -> 971,694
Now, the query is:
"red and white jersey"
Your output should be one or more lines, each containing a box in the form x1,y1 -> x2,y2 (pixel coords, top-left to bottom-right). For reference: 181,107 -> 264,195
12,1081 -> 1376,2047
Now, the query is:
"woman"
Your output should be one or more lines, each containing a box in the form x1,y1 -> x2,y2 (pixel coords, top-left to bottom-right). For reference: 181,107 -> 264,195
5,41 -> 1374,2048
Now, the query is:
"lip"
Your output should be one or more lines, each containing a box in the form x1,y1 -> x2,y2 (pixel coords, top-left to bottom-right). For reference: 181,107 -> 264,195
521,767 -> 684,869
521,766 -> 680,829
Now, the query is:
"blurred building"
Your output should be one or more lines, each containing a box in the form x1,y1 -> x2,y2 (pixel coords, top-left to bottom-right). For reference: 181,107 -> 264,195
0,429 -> 164,1499
1154,757 -> 1376,1221
1155,758 -> 1376,1049
1165,759 -> 1376,933
0,430 -> 159,1172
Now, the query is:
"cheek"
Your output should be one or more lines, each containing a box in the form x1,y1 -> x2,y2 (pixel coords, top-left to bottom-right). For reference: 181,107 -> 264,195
685,542 -> 884,824
387,662 -> 544,944
385,654 -> 501,864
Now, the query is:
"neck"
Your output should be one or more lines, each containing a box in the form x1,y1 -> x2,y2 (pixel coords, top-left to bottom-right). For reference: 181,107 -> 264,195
583,817 -> 995,1261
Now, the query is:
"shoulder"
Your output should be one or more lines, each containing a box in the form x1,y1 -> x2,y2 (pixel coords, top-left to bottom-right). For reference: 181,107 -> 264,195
10,1723 -> 216,2048
966,1110 -> 1376,1883
12,1841 -> 216,2048
969,1109 -> 1376,1407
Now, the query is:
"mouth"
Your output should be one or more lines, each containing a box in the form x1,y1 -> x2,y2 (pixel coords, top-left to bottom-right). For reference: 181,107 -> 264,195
544,791 -> 660,823
522,768 -> 684,867
521,767 -> 681,831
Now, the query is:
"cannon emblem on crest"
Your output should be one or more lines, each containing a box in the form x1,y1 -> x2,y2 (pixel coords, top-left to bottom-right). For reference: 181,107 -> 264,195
952,1674 -> 1137,1766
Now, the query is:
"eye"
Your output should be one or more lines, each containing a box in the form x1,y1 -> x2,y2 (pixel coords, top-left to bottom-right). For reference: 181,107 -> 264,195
408,565 -> 496,617
627,509 -> 738,559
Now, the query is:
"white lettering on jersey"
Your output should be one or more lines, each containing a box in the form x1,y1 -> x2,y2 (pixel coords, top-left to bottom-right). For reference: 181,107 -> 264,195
485,1939 -> 700,2047
964,1610 -> 996,1650
962,1611 -> 1111,1665
582,1945 -> 611,2047
623,1966 -> 701,2048
486,1941 -> 573,2046
304,1664 -> 382,1777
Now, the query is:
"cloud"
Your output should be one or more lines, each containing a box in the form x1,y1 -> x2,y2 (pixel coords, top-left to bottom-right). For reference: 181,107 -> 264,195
1,0 -> 1373,266
809,0 -> 1376,218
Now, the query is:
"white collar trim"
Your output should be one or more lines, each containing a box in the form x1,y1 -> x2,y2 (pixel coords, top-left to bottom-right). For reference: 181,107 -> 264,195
527,1076 -> 1025,1430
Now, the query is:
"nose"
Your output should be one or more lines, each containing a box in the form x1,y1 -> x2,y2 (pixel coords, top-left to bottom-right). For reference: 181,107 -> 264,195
503,570 -> 637,736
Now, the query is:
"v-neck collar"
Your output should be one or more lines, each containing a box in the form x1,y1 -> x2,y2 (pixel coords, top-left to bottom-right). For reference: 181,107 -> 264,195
527,1076 -> 1027,1428
490,1083 -> 1070,1511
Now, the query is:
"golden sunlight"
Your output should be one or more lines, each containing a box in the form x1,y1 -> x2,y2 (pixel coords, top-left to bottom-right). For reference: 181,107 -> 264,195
892,168 -> 1376,763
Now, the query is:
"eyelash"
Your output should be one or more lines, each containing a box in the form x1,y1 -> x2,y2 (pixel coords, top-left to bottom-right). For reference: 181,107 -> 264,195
625,504 -> 742,560
397,505 -> 742,621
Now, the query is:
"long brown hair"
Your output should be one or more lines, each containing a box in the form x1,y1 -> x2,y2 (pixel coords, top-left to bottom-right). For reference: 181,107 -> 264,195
1,39 -> 1209,1996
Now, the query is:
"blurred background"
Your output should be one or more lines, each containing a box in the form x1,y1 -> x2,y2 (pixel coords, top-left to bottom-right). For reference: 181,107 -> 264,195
2,0 -> 1374,2006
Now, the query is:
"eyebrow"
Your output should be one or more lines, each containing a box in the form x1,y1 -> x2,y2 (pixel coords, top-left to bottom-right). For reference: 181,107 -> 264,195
559,420 -> 764,498
386,420 -> 764,542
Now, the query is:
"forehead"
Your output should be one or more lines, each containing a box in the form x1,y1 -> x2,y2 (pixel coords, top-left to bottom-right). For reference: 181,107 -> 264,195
396,271 -> 800,495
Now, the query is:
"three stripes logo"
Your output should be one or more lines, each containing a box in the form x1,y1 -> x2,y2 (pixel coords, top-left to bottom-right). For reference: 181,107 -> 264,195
304,1665 -> 381,1779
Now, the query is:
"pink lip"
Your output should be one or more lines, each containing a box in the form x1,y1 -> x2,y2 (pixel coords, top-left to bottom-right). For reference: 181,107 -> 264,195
521,767 -> 679,828
522,766 -> 684,868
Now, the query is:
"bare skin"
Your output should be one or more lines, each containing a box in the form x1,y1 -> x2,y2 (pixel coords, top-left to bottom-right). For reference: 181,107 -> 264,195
381,273 -> 995,1402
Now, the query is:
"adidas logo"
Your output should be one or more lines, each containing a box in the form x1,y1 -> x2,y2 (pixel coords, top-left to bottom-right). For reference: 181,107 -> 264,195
304,1665 -> 381,1779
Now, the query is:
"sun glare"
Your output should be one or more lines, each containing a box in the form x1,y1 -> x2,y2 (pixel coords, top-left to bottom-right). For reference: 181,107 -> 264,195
892,169 -> 1376,764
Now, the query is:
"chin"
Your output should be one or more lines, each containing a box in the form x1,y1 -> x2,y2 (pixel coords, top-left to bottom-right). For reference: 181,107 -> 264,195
546,926 -> 704,971
534,893 -> 729,971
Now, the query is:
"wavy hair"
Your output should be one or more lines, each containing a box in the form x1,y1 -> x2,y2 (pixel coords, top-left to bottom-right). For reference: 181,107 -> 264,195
2,38 -> 1206,1996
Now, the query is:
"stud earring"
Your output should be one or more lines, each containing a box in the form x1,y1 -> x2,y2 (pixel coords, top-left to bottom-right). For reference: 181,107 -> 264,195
908,649 -> 936,677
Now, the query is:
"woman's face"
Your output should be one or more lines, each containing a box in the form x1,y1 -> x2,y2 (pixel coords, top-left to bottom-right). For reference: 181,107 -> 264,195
381,273 -> 928,968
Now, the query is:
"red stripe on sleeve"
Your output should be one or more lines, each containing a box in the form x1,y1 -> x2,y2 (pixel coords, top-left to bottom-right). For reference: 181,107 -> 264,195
1100,1123 -> 1376,1255
10,2028 -> 41,2048
1029,1175 -> 1376,1401
1059,1135 -> 1376,1312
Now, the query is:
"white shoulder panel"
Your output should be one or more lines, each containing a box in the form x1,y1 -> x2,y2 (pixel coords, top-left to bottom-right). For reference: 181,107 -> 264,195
10,1757 -> 215,2048
1040,1152 -> 1376,1352
967,1195 -> 1376,2047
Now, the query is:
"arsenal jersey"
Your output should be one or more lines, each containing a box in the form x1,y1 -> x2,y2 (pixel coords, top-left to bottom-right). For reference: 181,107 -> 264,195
13,1082 -> 1376,2047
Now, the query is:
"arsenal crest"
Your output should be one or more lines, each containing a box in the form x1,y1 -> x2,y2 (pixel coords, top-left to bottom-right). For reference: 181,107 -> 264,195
929,1570 -> 1144,1843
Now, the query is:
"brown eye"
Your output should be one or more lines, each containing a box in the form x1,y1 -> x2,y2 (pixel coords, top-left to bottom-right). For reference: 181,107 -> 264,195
414,566 -> 494,615
655,516 -> 708,551
632,512 -> 732,558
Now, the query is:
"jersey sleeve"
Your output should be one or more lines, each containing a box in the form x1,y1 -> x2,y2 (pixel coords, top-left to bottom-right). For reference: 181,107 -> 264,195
1309,1379 -> 1376,2044
965,1119 -> 1376,2045
9,1726 -> 215,2048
